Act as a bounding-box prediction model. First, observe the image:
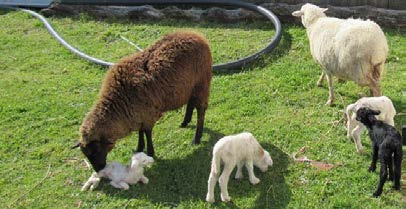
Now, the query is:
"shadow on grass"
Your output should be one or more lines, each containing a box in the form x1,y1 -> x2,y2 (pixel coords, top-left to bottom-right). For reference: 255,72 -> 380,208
96,127 -> 291,208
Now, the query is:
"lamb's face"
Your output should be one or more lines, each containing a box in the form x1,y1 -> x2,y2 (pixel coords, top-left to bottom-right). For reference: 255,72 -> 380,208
292,3 -> 328,28
131,152 -> 154,168
356,107 -> 380,125
255,150 -> 273,172
80,140 -> 115,172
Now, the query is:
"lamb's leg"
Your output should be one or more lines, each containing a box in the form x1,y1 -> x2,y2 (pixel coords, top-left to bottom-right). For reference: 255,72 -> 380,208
368,144 -> 379,172
219,162 -> 236,202
317,71 -> 325,87
136,130 -> 145,152
140,175 -> 149,184
393,147 -> 402,190
387,156 -> 393,182
181,97 -> 196,127
192,104 -> 206,144
235,162 -> 244,179
351,124 -> 365,153
245,161 -> 260,185
325,74 -> 334,106
373,148 -> 390,197
206,168 -> 219,203
145,130 -> 154,157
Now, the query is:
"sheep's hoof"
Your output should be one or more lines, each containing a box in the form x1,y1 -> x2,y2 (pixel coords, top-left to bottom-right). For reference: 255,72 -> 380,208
192,139 -> 201,144
220,194 -> 231,202
250,177 -> 260,185
368,166 -> 376,172
206,194 -> 215,203
180,122 -> 188,128
325,100 -> 334,106
372,191 -> 381,197
356,148 -> 365,154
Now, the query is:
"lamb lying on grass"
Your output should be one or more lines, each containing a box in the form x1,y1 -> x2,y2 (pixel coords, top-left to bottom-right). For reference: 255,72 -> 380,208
81,152 -> 154,191
356,107 -> 402,197
345,96 -> 396,153
206,132 -> 273,203
292,3 -> 388,105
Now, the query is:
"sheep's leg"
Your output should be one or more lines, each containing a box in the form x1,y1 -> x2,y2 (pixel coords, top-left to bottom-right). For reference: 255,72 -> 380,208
145,130 -> 154,157
140,175 -> 149,184
245,161 -> 260,185
393,147 -> 402,190
235,162 -> 244,179
387,156 -> 393,182
368,144 -> 379,172
192,105 -> 206,144
325,74 -> 334,106
136,130 -> 145,152
181,97 -> 196,127
206,168 -> 219,203
317,71 -> 325,87
373,148 -> 390,197
351,124 -> 365,153
219,162 -> 235,202
369,64 -> 383,96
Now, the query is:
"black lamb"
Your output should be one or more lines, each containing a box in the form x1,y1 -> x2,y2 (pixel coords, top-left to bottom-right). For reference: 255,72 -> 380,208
356,107 -> 402,197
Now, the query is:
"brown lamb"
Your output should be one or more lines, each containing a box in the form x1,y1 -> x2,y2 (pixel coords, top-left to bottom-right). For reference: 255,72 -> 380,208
75,31 -> 212,172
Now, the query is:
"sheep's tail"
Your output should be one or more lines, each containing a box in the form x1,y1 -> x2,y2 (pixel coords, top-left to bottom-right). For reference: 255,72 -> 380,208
345,103 -> 356,122
211,152 -> 221,175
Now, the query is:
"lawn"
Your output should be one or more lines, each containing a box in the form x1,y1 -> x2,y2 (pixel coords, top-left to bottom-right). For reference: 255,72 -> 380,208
0,10 -> 405,209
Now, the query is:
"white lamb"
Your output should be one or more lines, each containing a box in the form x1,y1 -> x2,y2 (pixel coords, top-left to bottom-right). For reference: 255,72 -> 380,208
345,96 -> 396,153
206,132 -> 273,203
81,152 -> 154,191
292,3 -> 388,106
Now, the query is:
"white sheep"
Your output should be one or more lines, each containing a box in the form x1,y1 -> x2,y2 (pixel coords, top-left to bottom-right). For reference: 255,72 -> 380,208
206,132 -> 273,203
81,152 -> 154,191
345,96 -> 396,153
292,3 -> 388,106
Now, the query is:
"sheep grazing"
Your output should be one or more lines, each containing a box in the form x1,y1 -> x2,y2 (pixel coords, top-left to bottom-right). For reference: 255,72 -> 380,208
292,3 -> 388,105
345,96 -> 396,153
206,132 -> 273,203
75,31 -> 213,172
356,107 -> 402,197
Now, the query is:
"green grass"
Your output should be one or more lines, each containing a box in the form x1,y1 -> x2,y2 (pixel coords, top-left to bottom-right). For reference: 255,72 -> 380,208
0,10 -> 405,209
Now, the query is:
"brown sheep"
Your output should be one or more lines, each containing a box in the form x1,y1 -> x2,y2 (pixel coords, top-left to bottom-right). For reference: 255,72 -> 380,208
74,31 -> 212,171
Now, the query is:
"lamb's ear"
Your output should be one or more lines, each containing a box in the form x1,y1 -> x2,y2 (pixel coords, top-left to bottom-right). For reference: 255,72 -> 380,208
371,109 -> 381,115
321,8 -> 328,13
292,10 -> 304,17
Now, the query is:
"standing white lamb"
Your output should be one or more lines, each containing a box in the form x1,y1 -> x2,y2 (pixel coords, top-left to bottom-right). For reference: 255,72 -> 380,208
345,96 -> 396,153
206,132 -> 273,203
81,152 -> 154,191
292,3 -> 388,106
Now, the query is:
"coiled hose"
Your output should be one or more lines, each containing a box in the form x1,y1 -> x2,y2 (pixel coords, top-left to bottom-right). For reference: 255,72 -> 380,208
1,0 -> 282,70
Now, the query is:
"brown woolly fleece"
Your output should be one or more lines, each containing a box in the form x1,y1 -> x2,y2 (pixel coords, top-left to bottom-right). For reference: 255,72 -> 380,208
79,31 -> 212,151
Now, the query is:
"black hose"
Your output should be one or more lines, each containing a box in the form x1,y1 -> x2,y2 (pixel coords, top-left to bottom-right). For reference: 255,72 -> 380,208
1,1 -> 282,70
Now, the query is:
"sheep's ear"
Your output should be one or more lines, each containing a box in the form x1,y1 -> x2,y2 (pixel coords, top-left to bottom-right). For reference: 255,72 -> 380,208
292,10 -> 304,17
321,8 -> 328,13
372,110 -> 381,115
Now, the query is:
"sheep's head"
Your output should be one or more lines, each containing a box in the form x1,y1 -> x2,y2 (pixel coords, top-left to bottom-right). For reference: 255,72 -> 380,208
292,3 -> 328,28
356,107 -> 380,126
254,149 -> 273,172
73,135 -> 115,172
